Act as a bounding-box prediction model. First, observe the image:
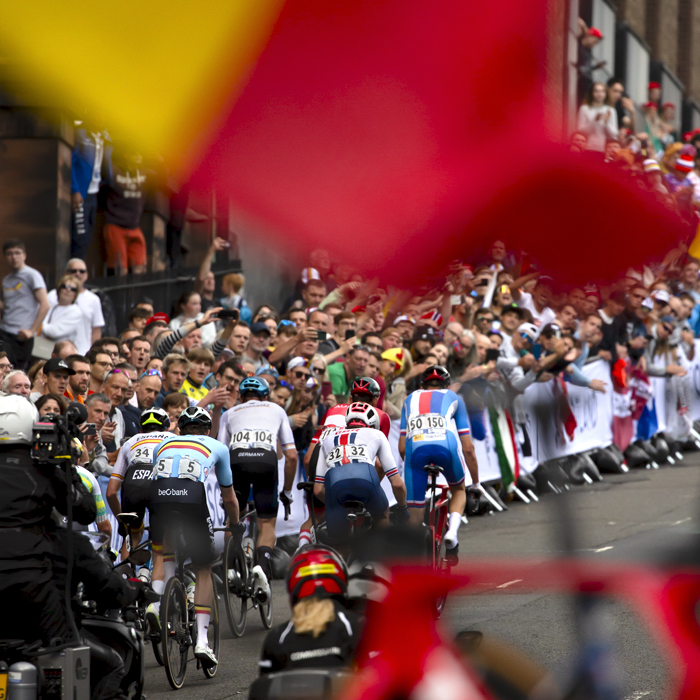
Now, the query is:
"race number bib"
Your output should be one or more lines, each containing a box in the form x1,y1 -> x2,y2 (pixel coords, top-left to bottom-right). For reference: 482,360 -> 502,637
131,445 -> 155,464
407,413 -> 447,440
177,457 -> 202,481
154,457 -> 173,479
230,428 -> 275,452
326,443 -> 369,466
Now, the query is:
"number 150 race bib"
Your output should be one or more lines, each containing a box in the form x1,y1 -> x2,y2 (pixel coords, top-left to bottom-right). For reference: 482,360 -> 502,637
408,413 -> 447,441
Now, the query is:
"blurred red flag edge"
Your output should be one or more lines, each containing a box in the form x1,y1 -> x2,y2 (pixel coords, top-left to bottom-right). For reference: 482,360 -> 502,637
189,0 -> 689,288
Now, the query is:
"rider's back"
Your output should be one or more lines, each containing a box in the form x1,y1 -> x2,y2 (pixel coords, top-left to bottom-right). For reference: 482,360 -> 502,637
259,598 -> 361,674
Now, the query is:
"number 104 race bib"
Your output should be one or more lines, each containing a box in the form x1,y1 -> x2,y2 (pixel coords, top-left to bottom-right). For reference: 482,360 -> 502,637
230,429 -> 275,451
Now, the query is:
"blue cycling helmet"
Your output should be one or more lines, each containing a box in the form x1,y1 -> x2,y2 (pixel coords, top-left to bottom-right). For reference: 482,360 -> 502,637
239,376 -> 270,401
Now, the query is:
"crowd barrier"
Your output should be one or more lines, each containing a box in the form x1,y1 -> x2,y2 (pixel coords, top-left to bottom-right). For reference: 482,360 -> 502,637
99,348 -> 700,553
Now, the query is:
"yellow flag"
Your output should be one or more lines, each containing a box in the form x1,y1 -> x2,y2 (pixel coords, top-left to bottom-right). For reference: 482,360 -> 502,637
0,0 -> 284,168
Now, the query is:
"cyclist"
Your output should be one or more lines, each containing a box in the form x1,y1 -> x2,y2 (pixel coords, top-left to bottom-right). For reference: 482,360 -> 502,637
106,406 -> 173,557
258,544 -> 361,674
299,377 -> 390,547
217,376 -> 298,601
399,365 -> 479,562
314,403 -> 408,542
148,406 -> 239,668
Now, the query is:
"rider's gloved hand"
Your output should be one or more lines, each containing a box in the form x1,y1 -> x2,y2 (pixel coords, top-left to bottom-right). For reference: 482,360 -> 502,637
279,490 -> 294,507
393,505 -> 410,525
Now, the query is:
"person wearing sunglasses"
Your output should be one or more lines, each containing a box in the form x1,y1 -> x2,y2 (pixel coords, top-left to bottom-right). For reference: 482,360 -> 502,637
35,274 -> 87,354
47,258 -> 105,355
645,316 -> 688,379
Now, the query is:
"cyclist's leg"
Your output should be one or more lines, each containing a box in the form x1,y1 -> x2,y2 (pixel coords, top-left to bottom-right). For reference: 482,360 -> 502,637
185,497 -> 217,658
250,455 -> 279,584
444,433 -> 467,550
404,443 -> 430,526
120,473 -> 148,558
323,467 -> 352,542
357,463 -> 390,525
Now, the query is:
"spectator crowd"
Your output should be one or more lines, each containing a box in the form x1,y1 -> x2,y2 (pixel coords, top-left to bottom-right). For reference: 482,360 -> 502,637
3,227 -> 700,507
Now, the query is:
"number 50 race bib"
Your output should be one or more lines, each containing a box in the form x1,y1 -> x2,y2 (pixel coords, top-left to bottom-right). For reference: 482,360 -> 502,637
408,413 -> 447,441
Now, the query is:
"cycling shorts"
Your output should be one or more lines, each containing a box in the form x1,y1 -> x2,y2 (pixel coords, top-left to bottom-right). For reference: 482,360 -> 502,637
149,478 -> 214,567
324,462 -> 388,542
230,447 -> 279,519
404,431 -> 466,508
121,463 -> 153,527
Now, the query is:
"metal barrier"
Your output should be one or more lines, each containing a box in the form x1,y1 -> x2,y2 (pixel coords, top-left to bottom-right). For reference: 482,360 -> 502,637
87,260 -> 242,335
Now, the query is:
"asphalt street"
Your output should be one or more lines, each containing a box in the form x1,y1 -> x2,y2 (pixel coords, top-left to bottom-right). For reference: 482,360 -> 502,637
144,456 -> 700,700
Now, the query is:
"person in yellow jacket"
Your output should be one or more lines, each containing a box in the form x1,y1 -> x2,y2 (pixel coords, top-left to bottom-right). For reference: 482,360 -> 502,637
180,347 -> 216,403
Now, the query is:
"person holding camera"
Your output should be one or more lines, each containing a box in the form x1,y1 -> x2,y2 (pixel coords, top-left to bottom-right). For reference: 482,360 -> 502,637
0,395 -> 96,644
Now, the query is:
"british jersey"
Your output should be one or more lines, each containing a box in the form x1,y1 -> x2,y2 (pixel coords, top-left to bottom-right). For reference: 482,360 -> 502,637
152,435 -> 233,487
218,400 -> 294,453
310,403 -> 390,447
400,389 -> 470,443
315,427 -> 399,483
110,430 -> 174,482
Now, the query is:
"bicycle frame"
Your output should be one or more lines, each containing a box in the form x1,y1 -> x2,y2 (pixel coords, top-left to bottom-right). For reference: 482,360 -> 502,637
424,471 -> 450,570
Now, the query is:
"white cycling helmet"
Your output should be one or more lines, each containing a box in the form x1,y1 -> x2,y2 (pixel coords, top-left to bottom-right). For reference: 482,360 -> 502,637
345,402 -> 380,430
0,394 -> 39,445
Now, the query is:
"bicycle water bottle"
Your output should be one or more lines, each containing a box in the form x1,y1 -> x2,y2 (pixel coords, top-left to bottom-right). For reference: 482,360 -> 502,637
7,661 -> 37,700
186,581 -> 196,606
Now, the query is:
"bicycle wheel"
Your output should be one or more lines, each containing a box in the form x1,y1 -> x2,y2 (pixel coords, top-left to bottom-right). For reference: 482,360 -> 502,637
223,535 -> 248,637
259,579 -> 273,629
202,574 -> 220,678
432,516 -> 449,618
162,577 -> 189,690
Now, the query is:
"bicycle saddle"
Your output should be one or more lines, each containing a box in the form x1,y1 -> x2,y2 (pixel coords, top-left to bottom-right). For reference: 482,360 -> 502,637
116,512 -> 141,527
423,464 -> 444,475
342,500 -> 366,513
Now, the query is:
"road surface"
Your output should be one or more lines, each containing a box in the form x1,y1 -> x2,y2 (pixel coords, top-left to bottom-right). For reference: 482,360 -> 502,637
144,456 -> 700,699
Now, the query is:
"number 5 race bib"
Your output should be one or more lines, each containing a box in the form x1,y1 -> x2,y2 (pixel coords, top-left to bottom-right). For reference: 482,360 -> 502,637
407,413 -> 447,441
230,428 -> 275,452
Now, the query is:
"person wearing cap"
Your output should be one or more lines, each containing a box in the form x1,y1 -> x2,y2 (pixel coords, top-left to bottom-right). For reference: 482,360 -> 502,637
379,348 -> 409,420
143,317 -> 170,346
664,145 -> 695,194
650,288 -> 672,319
643,159 -> 667,195
576,20 -> 605,99
393,314 -> 417,342
256,364 -> 279,392
30,358 -> 76,404
645,316 -> 688,379
577,81 -> 618,153
509,274 -> 556,328
242,322 -> 273,372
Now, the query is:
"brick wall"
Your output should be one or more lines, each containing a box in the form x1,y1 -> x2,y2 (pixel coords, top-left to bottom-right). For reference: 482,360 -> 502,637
678,0 -> 700,101
617,0 -> 646,36
647,0 -> 679,73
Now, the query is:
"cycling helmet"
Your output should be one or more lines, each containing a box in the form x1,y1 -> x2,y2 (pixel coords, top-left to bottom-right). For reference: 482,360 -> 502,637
0,394 -> 38,445
140,406 -> 170,431
239,376 -> 270,401
350,376 -> 381,403
177,405 -> 212,432
286,544 -> 348,605
345,402 -> 380,430
420,365 -> 451,388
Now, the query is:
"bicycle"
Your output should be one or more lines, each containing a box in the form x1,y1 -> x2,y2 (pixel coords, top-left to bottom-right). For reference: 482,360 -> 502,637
160,524 -> 220,690
422,465 -> 451,617
218,505 -> 273,638
114,512 -> 165,667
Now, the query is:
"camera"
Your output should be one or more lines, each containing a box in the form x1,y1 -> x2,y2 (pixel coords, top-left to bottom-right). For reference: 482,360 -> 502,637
32,404 -> 86,465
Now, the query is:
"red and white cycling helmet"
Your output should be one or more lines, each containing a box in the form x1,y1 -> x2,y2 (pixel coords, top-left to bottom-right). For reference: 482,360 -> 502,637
345,402 -> 380,430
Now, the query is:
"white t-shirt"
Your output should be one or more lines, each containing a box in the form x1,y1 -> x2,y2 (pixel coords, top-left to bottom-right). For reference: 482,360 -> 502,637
47,288 -> 104,355
517,291 -> 556,328
686,171 -> 700,204
40,304 -> 87,346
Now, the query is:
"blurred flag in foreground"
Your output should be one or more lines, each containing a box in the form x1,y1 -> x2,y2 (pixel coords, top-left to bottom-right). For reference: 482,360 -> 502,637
1,0 -> 690,286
